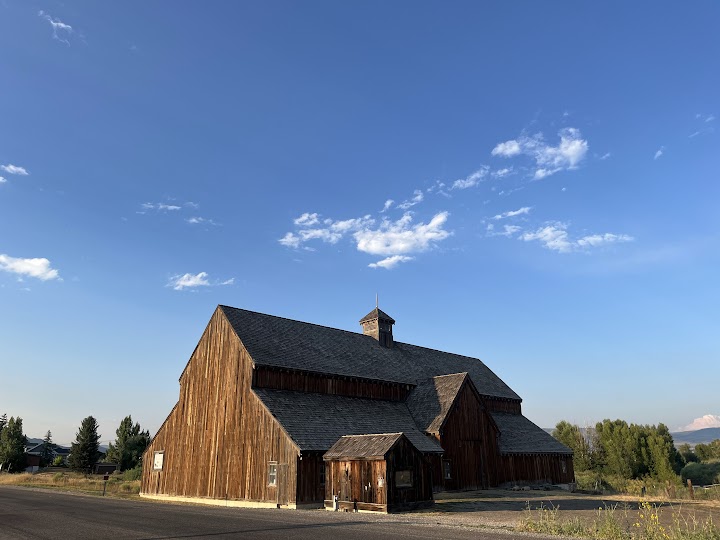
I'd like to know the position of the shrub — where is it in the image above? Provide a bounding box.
[121,466,142,481]
[681,461,720,486]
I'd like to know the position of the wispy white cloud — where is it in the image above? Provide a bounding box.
[487,224,522,238]
[280,213,375,248]
[293,212,320,226]
[520,222,634,253]
[451,167,489,190]
[706,114,715,123]
[38,10,73,45]
[492,206,532,220]
[380,199,394,212]
[354,212,451,258]
[654,147,664,160]
[492,127,589,180]
[140,202,182,212]
[0,176,6,184]
[368,255,414,269]
[167,271,234,291]
[491,140,522,157]
[576,233,635,248]
[280,210,451,269]
[0,254,60,281]
[1,164,29,175]
[397,189,424,209]
[492,167,513,178]
[689,128,714,138]
[600,152,611,160]
[186,216,219,226]
[279,232,301,249]
[696,113,715,123]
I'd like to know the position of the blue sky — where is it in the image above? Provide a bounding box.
[1,1,719,445]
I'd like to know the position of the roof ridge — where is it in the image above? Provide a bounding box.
[220,305,491,364]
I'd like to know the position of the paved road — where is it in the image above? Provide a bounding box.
[0,487,526,540]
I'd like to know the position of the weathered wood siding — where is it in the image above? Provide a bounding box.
[141,308,300,504]
[497,454,575,485]
[324,438,433,512]
[253,366,410,401]
[433,382,500,490]
[385,437,434,510]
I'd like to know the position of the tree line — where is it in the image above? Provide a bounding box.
[0,412,150,475]
[553,419,720,488]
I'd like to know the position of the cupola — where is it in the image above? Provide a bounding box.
[359,307,395,348]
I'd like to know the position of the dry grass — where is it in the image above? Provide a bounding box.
[0,471,140,498]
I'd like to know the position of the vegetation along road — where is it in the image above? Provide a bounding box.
[0,486,532,540]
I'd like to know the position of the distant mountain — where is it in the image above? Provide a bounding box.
[671,428,720,446]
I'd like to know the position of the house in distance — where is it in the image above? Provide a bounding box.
[141,305,573,512]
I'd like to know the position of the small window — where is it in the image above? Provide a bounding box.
[319,464,326,485]
[268,462,277,486]
[395,470,413,487]
[153,451,164,471]
[443,460,452,480]
[561,461,567,474]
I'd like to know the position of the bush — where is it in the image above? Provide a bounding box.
[681,460,720,486]
[120,466,142,481]
[52,456,65,467]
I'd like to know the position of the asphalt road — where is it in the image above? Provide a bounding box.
[0,487,527,540]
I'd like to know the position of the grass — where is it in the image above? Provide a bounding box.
[518,500,720,539]
[0,471,141,498]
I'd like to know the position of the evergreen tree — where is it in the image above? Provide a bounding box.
[0,416,27,473]
[68,416,101,473]
[40,430,54,466]
[106,415,151,471]
[0,413,7,435]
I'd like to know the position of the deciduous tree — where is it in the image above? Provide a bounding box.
[0,416,27,473]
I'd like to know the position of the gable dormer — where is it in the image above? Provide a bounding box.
[360,307,395,347]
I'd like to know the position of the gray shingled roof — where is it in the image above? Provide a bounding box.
[405,373,469,433]
[253,388,443,454]
[491,413,573,455]
[359,308,395,324]
[221,306,520,400]
[324,433,407,460]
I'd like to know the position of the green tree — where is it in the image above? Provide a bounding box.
[0,416,27,473]
[40,430,54,467]
[0,413,7,435]
[68,416,101,473]
[695,440,720,462]
[552,421,596,471]
[105,415,151,471]
[678,443,698,464]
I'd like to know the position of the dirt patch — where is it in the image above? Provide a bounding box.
[407,489,720,531]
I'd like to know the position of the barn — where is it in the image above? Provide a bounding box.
[141,305,573,511]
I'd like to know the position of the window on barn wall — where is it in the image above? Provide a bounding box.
[268,462,277,486]
[153,451,164,471]
[443,460,451,480]
[395,470,413,487]
[561,461,567,474]
[319,464,325,485]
